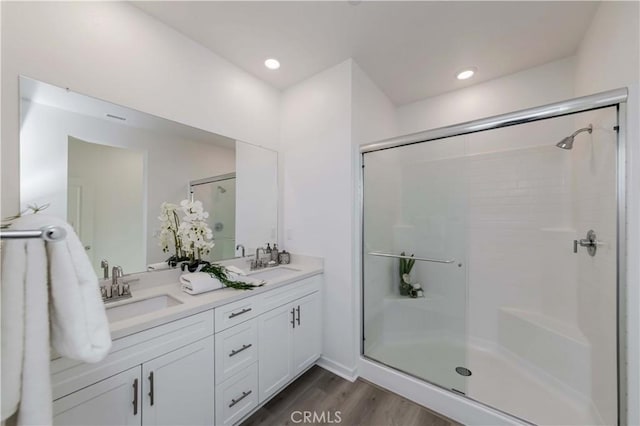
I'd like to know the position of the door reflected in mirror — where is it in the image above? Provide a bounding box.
[19,77,278,275]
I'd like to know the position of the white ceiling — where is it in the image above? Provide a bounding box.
[133,1,599,105]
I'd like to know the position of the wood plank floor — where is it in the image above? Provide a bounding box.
[241,366,459,426]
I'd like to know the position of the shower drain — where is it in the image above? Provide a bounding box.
[455,366,472,377]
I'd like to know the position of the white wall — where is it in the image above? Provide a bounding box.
[1,1,280,219]
[235,141,279,253]
[351,62,398,146]
[573,2,640,424]
[397,56,576,135]
[280,59,398,379]
[281,60,355,375]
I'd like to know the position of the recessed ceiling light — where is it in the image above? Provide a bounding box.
[264,59,280,70]
[456,68,476,80]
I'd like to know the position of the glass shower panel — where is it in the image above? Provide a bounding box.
[362,135,469,394]
[191,176,237,261]
[461,107,619,425]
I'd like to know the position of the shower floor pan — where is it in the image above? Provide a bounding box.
[367,338,603,425]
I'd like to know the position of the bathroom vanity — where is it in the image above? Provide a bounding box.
[50,256,323,426]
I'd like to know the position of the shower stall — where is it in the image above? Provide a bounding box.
[361,89,627,425]
[190,173,237,261]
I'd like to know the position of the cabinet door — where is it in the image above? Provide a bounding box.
[53,366,141,426]
[142,336,215,426]
[258,303,294,402]
[292,291,322,375]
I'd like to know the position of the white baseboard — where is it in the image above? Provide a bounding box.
[316,356,358,382]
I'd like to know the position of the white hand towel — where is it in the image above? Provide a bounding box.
[180,272,224,295]
[147,261,171,271]
[1,214,112,425]
[225,265,247,276]
[228,273,266,287]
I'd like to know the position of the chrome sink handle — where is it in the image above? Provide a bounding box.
[100,259,109,280]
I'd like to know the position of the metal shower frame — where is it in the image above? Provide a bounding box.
[359,87,629,425]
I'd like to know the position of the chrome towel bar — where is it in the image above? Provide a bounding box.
[368,251,455,264]
[0,225,67,242]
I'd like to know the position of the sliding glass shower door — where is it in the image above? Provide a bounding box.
[362,134,469,394]
[362,105,620,425]
[190,174,237,261]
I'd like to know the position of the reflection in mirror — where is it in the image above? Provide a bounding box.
[19,77,278,275]
[189,173,237,261]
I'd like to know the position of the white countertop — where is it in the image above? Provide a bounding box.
[105,254,323,340]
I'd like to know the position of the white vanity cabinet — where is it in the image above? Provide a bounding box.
[216,274,322,423]
[258,286,322,402]
[53,337,214,426]
[51,311,215,426]
[51,272,322,426]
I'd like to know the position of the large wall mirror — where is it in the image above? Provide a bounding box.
[19,77,278,275]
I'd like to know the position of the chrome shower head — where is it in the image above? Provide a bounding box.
[556,124,593,150]
[556,136,574,150]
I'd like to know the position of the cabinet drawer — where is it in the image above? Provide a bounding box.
[215,296,262,332]
[262,275,321,313]
[215,319,258,384]
[215,363,258,426]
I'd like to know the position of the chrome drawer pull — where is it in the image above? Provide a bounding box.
[148,371,154,406]
[229,343,252,357]
[228,308,252,319]
[132,378,139,415]
[229,390,252,408]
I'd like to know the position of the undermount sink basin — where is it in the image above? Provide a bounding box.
[247,266,300,281]
[106,294,182,322]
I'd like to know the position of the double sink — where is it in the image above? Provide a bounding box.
[105,266,300,323]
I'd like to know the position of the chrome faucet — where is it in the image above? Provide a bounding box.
[236,244,246,257]
[251,247,266,270]
[100,259,109,280]
[112,266,123,286]
[100,265,135,303]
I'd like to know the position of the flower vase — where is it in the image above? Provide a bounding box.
[183,259,211,273]
[399,273,412,296]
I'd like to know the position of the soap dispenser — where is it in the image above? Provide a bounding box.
[271,243,279,263]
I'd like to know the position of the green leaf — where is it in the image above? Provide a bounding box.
[199,264,264,291]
